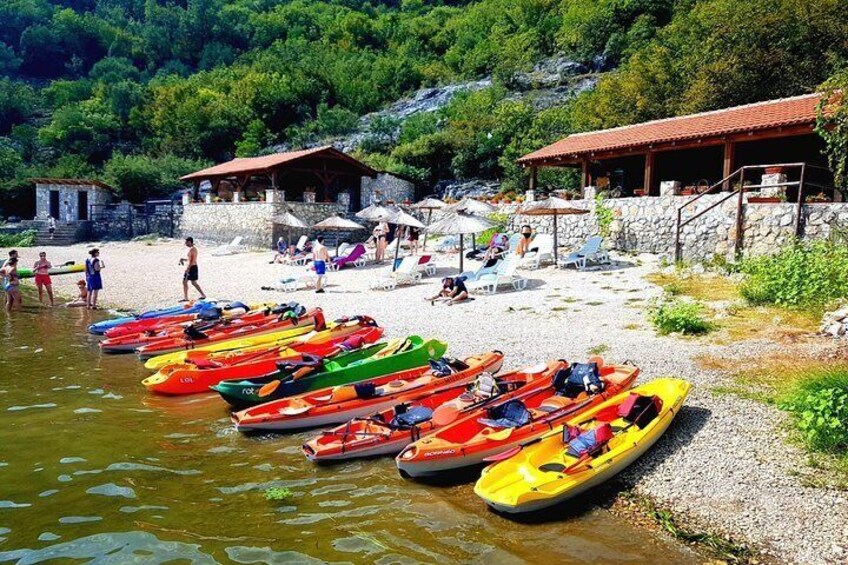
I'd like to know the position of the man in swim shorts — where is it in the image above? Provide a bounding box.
[312,236,330,294]
[180,237,206,302]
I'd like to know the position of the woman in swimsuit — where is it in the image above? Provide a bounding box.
[3,257,21,312]
[85,248,104,310]
[33,251,54,306]
[374,222,389,262]
[514,224,533,258]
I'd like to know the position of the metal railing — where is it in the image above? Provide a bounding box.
[674,162,833,262]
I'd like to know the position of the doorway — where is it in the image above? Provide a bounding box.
[77,191,88,221]
[49,190,60,219]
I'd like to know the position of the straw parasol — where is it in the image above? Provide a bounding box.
[313,216,366,255]
[272,210,309,248]
[449,197,497,216]
[426,211,494,272]
[355,203,398,222]
[519,197,589,266]
[386,210,426,271]
[411,197,447,251]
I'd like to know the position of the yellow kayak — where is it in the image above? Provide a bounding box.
[474,378,691,513]
[142,318,321,370]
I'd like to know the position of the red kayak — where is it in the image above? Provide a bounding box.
[302,360,560,462]
[141,317,383,395]
[103,312,209,339]
[233,351,505,432]
[134,308,323,359]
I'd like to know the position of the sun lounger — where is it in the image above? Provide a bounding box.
[417,254,436,276]
[329,243,367,271]
[370,256,423,290]
[558,236,611,270]
[459,259,502,282]
[467,255,527,294]
[520,233,554,269]
[331,242,351,258]
[435,236,459,253]
[210,236,248,256]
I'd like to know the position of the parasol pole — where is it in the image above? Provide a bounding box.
[423,209,433,251]
[459,234,464,272]
[393,230,402,272]
[553,212,559,266]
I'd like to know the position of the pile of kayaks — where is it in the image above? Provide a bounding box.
[92,299,691,515]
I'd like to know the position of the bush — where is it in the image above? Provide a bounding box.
[739,240,848,307]
[0,229,36,247]
[780,368,848,454]
[649,299,713,335]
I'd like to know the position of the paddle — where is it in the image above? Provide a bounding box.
[483,427,514,441]
[257,365,315,398]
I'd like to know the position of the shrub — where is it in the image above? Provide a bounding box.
[738,240,848,307]
[648,299,713,335]
[264,487,292,501]
[595,193,614,237]
[780,367,848,454]
[0,229,36,247]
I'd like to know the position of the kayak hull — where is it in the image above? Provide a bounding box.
[88,301,216,334]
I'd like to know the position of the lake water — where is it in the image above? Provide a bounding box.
[0,302,701,564]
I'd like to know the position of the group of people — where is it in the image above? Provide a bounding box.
[371,221,421,262]
[0,248,103,311]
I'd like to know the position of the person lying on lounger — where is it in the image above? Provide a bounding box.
[426,276,469,306]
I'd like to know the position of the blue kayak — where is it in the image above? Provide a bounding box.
[88,301,225,335]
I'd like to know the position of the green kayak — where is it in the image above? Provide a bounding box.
[17,263,85,279]
[212,336,447,410]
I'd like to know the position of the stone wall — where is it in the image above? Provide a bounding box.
[501,195,848,261]
[91,201,180,240]
[35,183,112,221]
[179,201,347,248]
[361,173,415,208]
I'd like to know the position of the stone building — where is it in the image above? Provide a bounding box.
[31,178,114,222]
[360,172,416,208]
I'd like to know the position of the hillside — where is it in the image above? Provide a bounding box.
[1,0,846,215]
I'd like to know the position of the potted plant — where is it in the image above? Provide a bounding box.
[764,166,787,175]
[747,194,782,203]
[633,188,648,197]
[806,192,833,204]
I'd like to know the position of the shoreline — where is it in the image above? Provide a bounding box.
[2,238,845,564]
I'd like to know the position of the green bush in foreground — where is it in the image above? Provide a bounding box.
[780,368,848,454]
[649,299,713,335]
[739,240,848,307]
[0,229,36,247]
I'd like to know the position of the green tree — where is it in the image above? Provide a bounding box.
[816,70,848,193]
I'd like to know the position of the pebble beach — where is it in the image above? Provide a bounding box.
[5,238,847,564]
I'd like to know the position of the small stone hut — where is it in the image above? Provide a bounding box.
[31,178,114,222]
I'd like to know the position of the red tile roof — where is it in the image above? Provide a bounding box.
[519,93,822,165]
[180,146,376,181]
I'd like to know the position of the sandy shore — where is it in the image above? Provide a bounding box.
[3,238,846,564]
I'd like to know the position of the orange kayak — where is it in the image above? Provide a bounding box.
[233,351,505,432]
[134,308,322,359]
[396,359,639,478]
[142,318,383,395]
[302,360,558,462]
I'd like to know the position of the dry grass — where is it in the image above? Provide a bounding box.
[647,271,739,302]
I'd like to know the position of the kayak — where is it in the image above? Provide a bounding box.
[141,312,323,371]
[88,300,224,335]
[395,360,638,478]
[101,302,271,339]
[17,264,85,279]
[99,306,290,354]
[473,378,691,514]
[303,360,559,462]
[134,307,321,359]
[212,336,448,410]
[233,351,504,432]
[141,319,384,395]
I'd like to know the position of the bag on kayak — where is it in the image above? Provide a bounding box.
[390,406,433,429]
[338,335,364,351]
[565,423,613,457]
[553,362,604,398]
[183,325,208,341]
[478,399,531,428]
[618,394,662,428]
[198,306,223,321]
[354,382,377,399]
[428,357,455,377]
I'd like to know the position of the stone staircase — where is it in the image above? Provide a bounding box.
[26,221,89,246]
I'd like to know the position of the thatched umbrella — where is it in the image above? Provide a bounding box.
[313,216,366,255]
[272,210,309,249]
[426,212,494,272]
[411,197,447,251]
[447,198,498,251]
[386,209,426,271]
[519,197,589,266]
[355,203,398,222]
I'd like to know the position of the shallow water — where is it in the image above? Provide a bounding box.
[0,304,701,564]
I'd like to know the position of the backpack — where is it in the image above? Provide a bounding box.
[553,362,604,398]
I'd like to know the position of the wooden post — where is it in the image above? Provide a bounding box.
[581,159,589,192]
[644,151,655,195]
[722,141,735,191]
[734,168,746,259]
[529,166,537,192]
[794,163,807,237]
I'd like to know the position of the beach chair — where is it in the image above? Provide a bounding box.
[417,254,436,277]
[520,233,554,269]
[283,236,311,266]
[330,243,367,270]
[435,236,459,253]
[467,255,527,294]
[331,242,351,258]
[558,236,611,270]
[459,259,502,282]
[370,256,423,290]
[210,236,247,256]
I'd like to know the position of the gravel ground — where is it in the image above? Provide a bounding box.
[6,239,847,564]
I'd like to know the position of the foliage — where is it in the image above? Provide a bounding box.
[103,153,210,201]
[816,70,848,192]
[648,298,713,335]
[738,240,848,307]
[780,367,848,454]
[264,487,292,502]
[475,211,509,248]
[0,229,37,247]
[594,193,614,237]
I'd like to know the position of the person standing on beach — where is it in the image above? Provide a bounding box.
[47,216,56,239]
[180,237,206,302]
[85,248,104,309]
[33,251,55,306]
[2,251,22,311]
[2,257,21,312]
[312,236,330,294]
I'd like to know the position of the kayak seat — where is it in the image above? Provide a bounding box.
[477,399,531,428]
[618,394,662,429]
[565,423,613,458]
[389,406,433,429]
[190,358,223,369]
